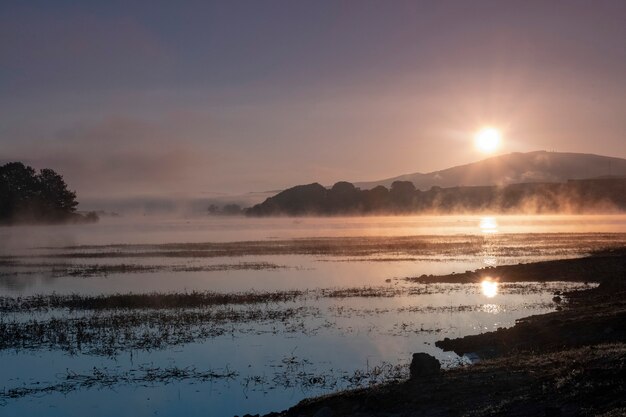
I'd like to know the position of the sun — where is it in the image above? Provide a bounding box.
[474,127,501,154]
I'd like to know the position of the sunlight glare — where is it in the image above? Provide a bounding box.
[481,279,498,298]
[479,216,498,234]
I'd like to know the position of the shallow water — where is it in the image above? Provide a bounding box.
[0,215,624,416]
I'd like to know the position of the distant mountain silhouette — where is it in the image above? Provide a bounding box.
[355,151,626,190]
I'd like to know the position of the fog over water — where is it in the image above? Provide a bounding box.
[4,214,626,249]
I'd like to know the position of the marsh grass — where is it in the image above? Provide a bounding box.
[0,281,584,314]
[0,290,304,312]
[1,355,409,404]
[0,285,459,313]
[0,306,317,355]
[0,261,288,278]
[0,364,238,402]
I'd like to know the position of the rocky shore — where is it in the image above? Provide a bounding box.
[259,250,626,417]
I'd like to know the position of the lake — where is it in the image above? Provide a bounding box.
[1,215,626,416]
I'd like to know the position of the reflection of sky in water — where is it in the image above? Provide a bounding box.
[0,215,619,416]
[0,284,584,416]
[479,216,498,234]
[0,257,483,295]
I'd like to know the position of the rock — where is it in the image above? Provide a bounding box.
[312,407,333,417]
[409,353,441,379]
[552,296,562,303]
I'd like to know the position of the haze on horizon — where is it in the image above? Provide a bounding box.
[1,0,625,201]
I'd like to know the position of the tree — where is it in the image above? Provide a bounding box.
[327,181,360,213]
[0,162,81,223]
[390,181,416,210]
[363,185,390,212]
[222,204,243,215]
[0,162,39,220]
[37,168,78,215]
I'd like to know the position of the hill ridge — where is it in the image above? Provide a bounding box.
[354,150,626,190]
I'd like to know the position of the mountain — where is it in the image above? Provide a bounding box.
[354,151,626,190]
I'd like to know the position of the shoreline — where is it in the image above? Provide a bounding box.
[261,251,626,417]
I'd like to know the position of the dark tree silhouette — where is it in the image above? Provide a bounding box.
[222,204,243,215]
[389,180,416,210]
[0,162,39,221]
[327,181,361,212]
[0,162,94,224]
[363,185,390,212]
[246,177,626,216]
[37,168,79,214]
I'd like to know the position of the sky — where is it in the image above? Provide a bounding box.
[1,0,625,199]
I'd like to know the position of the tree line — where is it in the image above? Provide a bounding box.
[246,178,626,216]
[0,162,97,224]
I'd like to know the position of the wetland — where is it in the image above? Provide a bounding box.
[1,215,625,416]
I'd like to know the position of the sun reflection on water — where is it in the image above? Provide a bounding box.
[479,216,498,234]
[480,304,503,314]
[481,279,499,298]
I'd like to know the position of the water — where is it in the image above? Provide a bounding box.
[1,215,624,416]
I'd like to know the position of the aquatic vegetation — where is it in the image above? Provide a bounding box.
[0,355,410,405]
[0,290,304,312]
[0,306,317,355]
[0,260,288,278]
[0,365,238,402]
[2,228,622,414]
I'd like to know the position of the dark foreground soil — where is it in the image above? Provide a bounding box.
[260,250,626,417]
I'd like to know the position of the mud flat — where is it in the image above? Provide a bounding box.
[262,250,626,417]
[405,248,626,284]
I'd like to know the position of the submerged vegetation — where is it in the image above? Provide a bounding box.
[0,357,410,405]
[0,260,288,279]
[0,290,304,312]
[0,283,585,313]
[0,277,591,357]
[1,365,239,402]
[0,306,316,355]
